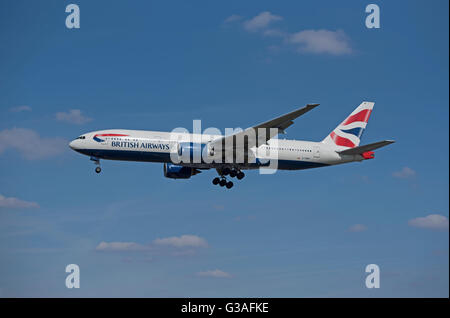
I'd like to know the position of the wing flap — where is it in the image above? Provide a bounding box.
[210,103,319,151]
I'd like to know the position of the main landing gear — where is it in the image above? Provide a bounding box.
[212,168,245,189]
[222,167,245,180]
[90,156,102,174]
[212,177,233,189]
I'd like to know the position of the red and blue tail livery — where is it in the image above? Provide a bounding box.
[322,101,374,148]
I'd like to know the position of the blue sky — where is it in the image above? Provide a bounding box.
[0,0,448,297]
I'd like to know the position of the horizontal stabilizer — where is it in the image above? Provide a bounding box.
[338,140,395,156]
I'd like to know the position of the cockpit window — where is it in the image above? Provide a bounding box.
[76,136,86,140]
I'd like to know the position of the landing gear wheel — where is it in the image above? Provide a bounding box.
[222,168,231,176]
[237,171,245,180]
[219,179,227,187]
[226,181,234,189]
[95,166,102,174]
[229,170,237,178]
[212,177,220,185]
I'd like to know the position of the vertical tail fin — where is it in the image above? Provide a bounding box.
[322,101,374,148]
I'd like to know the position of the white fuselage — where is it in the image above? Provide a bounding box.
[69,129,365,171]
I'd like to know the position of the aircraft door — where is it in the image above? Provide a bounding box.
[313,145,320,159]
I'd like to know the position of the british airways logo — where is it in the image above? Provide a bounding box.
[93,133,129,142]
[111,141,170,150]
[93,133,170,150]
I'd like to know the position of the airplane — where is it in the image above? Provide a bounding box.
[69,101,394,189]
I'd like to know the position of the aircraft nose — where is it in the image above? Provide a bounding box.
[69,140,79,150]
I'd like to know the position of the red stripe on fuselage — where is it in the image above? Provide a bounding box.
[342,109,372,126]
[95,134,129,137]
[330,131,355,148]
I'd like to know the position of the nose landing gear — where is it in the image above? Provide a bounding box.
[90,156,102,174]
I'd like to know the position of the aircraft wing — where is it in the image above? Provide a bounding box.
[209,103,319,151]
[338,140,395,155]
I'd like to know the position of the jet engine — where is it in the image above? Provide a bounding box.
[163,163,201,179]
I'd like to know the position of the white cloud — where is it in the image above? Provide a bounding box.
[96,241,150,252]
[224,14,243,24]
[229,12,353,56]
[10,105,32,112]
[0,194,39,209]
[243,11,283,32]
[96,235,209,255]
[408,214,449,231]
[55,109,92,124]
[289,29,352,55]
[393,167,416,179]
[197,269,232,278]
[153,234,208,248]
[348,224,368,232]
[0,128,67,160]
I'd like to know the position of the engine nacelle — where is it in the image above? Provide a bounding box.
[163,163,195,179]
